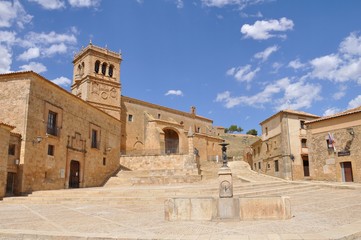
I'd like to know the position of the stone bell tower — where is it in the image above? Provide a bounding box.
[71,43,122,120]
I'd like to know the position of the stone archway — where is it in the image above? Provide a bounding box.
[164,129,179,154]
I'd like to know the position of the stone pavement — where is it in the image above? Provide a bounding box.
[1,177,361,240]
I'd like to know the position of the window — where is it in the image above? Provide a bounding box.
[94,60,100,73]
[275,160,279,172]
[258,162,261,170]
[158,114,161,119]
[48,145,54,156]
[128,114,133,122]
[101,63,107,75]
[108,65,114,77]
[267,163,270,169]
[103,157,106,166]
[300,120,306,129]
[47,111,58,136]
[265,127,268,136]
[8,144,15,155]
[254,163,256,170]
[197,127,201,133]
[91,129,98,148]
[301,139,307,148]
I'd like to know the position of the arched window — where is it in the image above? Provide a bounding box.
[164,129,179,154]
[101,63,107,75]
[81,62,85,75]
[108,65,114,77]
[77,64,82,76]
[94,60,100,73]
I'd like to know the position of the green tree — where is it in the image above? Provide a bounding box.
[225,125,243,133]
[246,129,258,136]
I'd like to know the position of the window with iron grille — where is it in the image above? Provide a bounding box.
[47,111,58,136]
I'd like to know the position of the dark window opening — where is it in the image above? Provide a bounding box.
[101,63,107,75]
[275,160,279,172]
[94,60,100,73]
[301,139,307,148]
[300,120,306,129]
[258,162,261,169]
[48,145,54,156]
[158,114,161,119]
[91,129,98,149]
[47,111,58,136]
[128,114,133,122]
[8,144,15,155]
[103,157,106,166]
[108,65,114,77]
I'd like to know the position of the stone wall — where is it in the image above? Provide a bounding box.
[119,154,198,175]
[121,96,222,161]
[0,72,121,194]
[308,124,361,183]
[0,123,14,199]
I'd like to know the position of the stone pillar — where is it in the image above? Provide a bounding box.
[0,123,15,199]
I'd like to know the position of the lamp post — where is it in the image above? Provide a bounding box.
[219,142,229,168]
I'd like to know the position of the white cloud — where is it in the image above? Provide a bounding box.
[288,58,306,70]
[0,45,12,73]
[68,0,101,8]
[333,85,347,100]
[348,95,361,109]
[323,107,341,116]
[226,65,260,82]
[216,77,321,110]
[18,47,40,61]
[274,80,322,111]
[43,43,67,56]
[52,76,71,86]
[0,31,17,48]
[175,0,184,8]
[165,90,184,96]
[28,0,65,9]
[241,17,294,40]
[201,0,262,9]
[22,31,77,47]
[254,45,279,62]
[0,0,32,28]
[19,62,47,73]
[271,62,282,73]
[309,33,361,84]
[339,32,361,57]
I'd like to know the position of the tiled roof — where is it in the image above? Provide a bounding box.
[306,106,361,124]
[260,109,319,125]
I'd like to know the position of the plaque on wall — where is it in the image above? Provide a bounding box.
[338,151,350,157]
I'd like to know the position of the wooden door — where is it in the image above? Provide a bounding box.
[342,162,353,182]
[69,160,80,188]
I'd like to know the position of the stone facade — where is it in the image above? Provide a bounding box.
[251,110,319,180]
[306,107,361,183]
[121,96,223,162]
[0,123,15,199]
[0,72,121,194]
[0,43,224,195]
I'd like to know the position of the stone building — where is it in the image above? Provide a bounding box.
[250,110,319,180]
[0,43,222,197]
[306,107,361,183]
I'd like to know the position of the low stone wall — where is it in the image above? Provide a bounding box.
[165,196,291,221]
[120,154,197,172]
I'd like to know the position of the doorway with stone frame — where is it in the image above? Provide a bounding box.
[340,161,353,182]
[69,160,80,188]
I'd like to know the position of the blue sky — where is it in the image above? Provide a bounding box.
[1,0,361,134]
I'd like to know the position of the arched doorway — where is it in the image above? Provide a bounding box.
[164,129,179,154]
[69,160,80,188]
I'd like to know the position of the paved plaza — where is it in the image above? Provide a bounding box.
[1,175,361,240]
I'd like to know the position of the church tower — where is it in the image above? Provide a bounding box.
[71,43,122,120]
